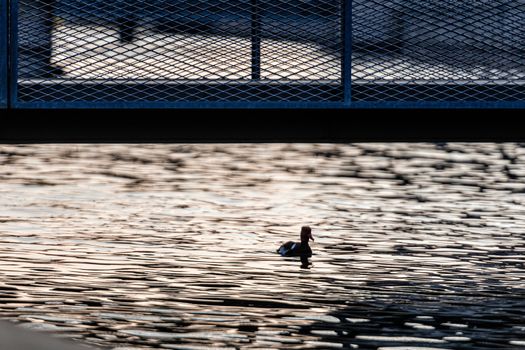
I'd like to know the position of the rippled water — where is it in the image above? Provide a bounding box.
[0,144,524,350]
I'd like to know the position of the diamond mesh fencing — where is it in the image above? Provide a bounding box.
[13,0,525,104]
[16,0,343,102]
[352,0,525,102]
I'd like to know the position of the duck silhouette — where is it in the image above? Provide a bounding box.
[277,226,314,268]
[276,241,311,257]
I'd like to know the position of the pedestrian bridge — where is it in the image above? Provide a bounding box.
[1,0,524,108]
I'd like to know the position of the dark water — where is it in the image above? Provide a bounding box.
[0,144,524,350]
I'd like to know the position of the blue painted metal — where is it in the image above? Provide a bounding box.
[11,100,347,109]
[9,0,18,107]
[0,0,7,108]
[350,101,525,109]
[4,0,525,109]
[12,100,525,109]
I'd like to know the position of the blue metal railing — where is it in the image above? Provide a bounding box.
[0,0,7,108]
[2,0,525,108]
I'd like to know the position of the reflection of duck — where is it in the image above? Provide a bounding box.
[276,241,312,257]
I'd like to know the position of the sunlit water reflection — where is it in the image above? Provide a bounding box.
[0,144,524,349]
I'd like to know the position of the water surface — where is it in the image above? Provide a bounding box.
[0,144,524,349]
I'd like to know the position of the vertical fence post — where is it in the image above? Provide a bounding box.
[251,0,261,80]
[342,0,351,105]
[9,0,19,106]
[0,0,7,107]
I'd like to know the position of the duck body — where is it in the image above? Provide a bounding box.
[276,241,312,257]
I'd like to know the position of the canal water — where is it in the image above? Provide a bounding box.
[0,144,524,349]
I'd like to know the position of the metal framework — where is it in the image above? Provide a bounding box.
[0,0,7,108]
[2,0,525,108]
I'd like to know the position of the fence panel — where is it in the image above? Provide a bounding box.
[351,0,525,106]
[5,0,525,108]
[12,0,345,107]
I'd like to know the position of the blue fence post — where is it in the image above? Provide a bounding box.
[0,0,7,108]
[342,0,351,106]
[9,0,18,107]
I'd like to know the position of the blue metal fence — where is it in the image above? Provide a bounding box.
[2,0,525,108]
[0,0,7,108]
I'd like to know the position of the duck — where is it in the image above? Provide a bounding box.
[276,241,312,257]
[276,226,315,257]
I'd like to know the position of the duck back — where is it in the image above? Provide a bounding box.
[277,241,311,257]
